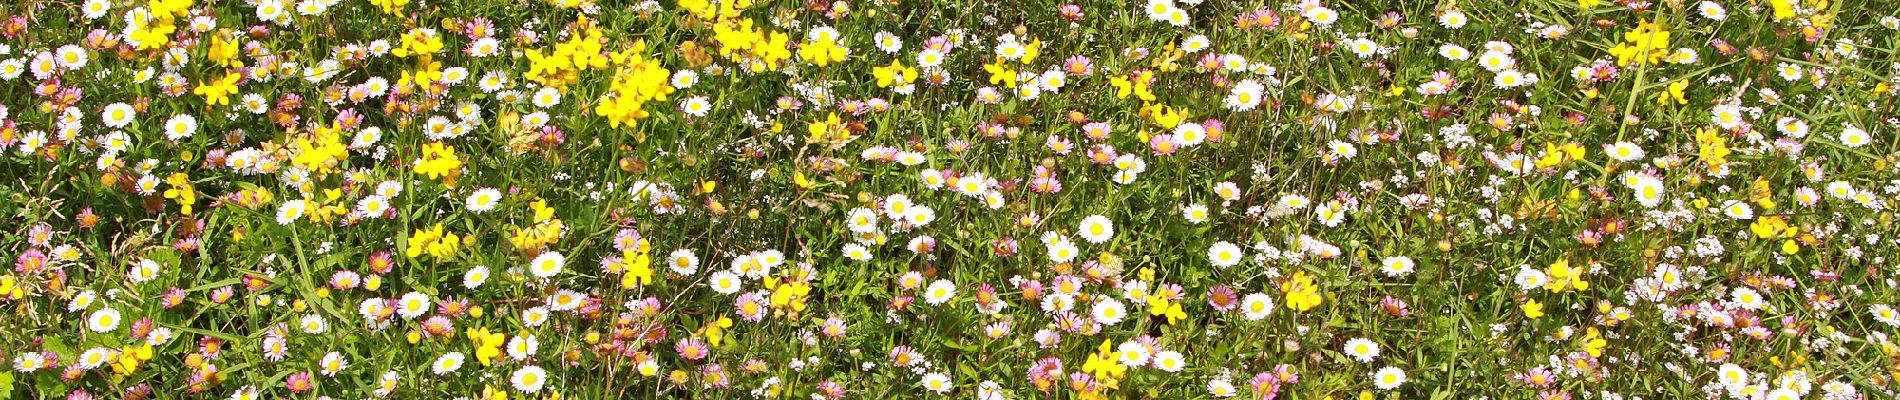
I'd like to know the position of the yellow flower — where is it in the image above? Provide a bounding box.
[207,31,242,68]
[1534,142,1586,169]
[468,327,506,366]
[798,38,847,67]
[405,224,461,259]
[1769,0,1796,19]
[370,0,409,14]
[768,279,811,314]
[1144,293,1186,324]
[594,41,675,129]
[1581,328,1608,357]
[1079,339,1126,389]
[391,28,445,59]
[713,19,762,56]
[161,172,198,215]
[1694,127,1730,173]
[701,316,734,347]
[1109,71,1156,102]
[1543,258,1589,293]
[413,142,464,182]
[1655,80,1688,106]
[193,73,241,106]
[806,113,846,143]
[1751,216,1795,239]
[983,58,1018,88]
[1607,21,1671,66]
[622,249,654,288]
[1281,270,1323,312]
[873,60,918,88]
[1146,103,1187,129]
[292,126,348,175]
[1522,298,1546,319]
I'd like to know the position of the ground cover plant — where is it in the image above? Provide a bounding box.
[0,0,1898,398]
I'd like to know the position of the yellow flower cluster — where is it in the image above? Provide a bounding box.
[413,142,464,183]
[710,19,792,71]
[1543,258,1589,293]
[130,0,194,50]
[1282,270,1323,312]
[292,125,349,176]
[595,39,676,130]
[405,223,462,259]
[1607,21,1670,67]
[510,200,565,255]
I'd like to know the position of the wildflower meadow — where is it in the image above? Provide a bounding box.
[2,0,1899,398]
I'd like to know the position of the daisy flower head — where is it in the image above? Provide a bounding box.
[1372,366,1407,390]
[1438,9,1468,28]
[102,102,136,128]
[164,114,197,141]
[709,270,743,295]
[1077,214,1114,244]
[1344,338,1380,362]
[1379,256,1415,277]
[1207,241,1243,268]
[432,352,466,375]
[924,279,957,305]
[920,372,953,394]
[668,249,700,275]
[1840,124,1872,148]
[1092,297,1127,325]
[465,188,502,213]
[1182,203,1211,224]
[511,365,549,393]
[396,291,431,319]
[529,251,565,278]
[1152,350,1186,372]
[87,307,122,333]
[464,265,490,289]
[1240,292,1274,320]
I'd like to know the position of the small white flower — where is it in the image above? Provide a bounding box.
[1372,366,1407,390]
[101,103,135,128]
[511,365,549,393]
[1077,214,1114,244]
[529,251,566,278]
[924,279,957,305]
[87,308,122,333]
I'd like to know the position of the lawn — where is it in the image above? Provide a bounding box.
[0,0,1896,398]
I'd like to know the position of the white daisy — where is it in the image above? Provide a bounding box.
[101,102,135,128]
[1207,241,1243,268]
[667,249,700,275]
[464,266,490,289]
[465,188,503,213]
[1152,350,1186,372]
[709,271,743,295]
[87,308,122,333]
[1372,366,1406,390]
[1077,214,1114,244]
[511,365,549,393]
[432,352,465,375]
[1344,338,1381,363]
[529,251,565,278]
[396,291,431,319]
[1091,298,1126,325]
[1240,293,1274,321]
[164,114,197,141]
[924,279,957,305]
[1380,256,1415,277]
